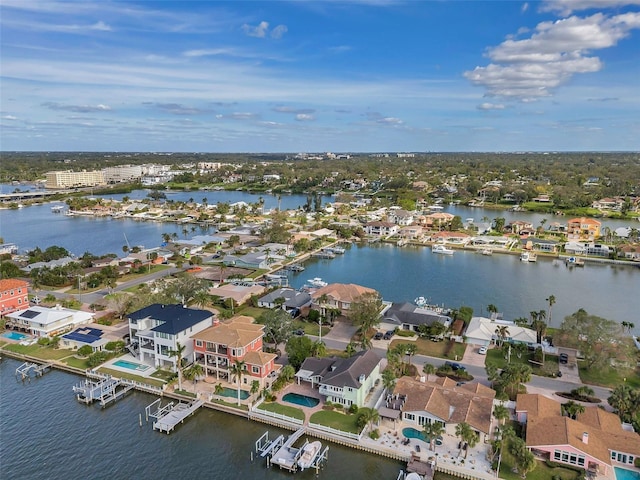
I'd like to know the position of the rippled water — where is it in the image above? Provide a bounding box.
[0,358,402,479]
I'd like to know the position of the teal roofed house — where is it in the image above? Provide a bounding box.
[296,350,382,408]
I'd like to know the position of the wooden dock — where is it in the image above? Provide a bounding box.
[146,398,204,434]
[406,454,436,480]
[254,428,329,474]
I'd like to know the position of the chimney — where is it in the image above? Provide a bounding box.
[582,432,589,444]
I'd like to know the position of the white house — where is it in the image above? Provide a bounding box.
[128,304,213,369]
[465,317,537,347]
[5,305,94,338]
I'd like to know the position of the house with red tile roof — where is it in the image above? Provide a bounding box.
[567,217,602,242]
[310,283,378,316]
[0,279,29,316]
[192,316,277,389]
[516,393,640,476]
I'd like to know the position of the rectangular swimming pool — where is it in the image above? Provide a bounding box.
[615,467,640,480]
[113,359,151,371]
[219,387,250,400]
[2,331,29,341]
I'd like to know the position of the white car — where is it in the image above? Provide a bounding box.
[478,346,488,355]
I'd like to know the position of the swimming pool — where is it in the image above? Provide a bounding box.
[113,359,151,371]
[219,387,250,400]
[615,467,640,480]
[282,392,320,408]
[2,331,29,341]
[402,427,443,445]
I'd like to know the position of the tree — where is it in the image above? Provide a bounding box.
[258,308,294,346]
[183,362,204,384]
[494,325,510,346]
[609,384,640,425]
[454,422,478,458]
[356,407,380,431]
[493,404,509,427]
[546,294,556,327]
[497,364,532,399]
[422,363,436,382]
[106,293,132,319]
[285,335,314,370]
[192,290,211,310]
[382,369,397,393]
[349,292,383,349]
[311,340,326,357]
[345,341,357,357]
[250,380,260,397]
[486,304,498,317]
[486,363,500,388]
[230,359,246,406]
[405,343,418,369]
[423,421,445,451]
[168,342,186,392]
[279,364,295,383]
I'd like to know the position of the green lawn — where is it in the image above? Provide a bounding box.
[578,362,640,389]
[309,410,361,434]
[237,306,269,319]
[2,344,74,360]
[390,338,466,361]
[96,367,166,388]
[63,356,90,369]
[499,445,581,480]
[485,348,559,377]
[151,369,176,382]
[294,319,331,337]
[257,401,305,421]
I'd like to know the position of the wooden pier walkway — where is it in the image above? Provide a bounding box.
[151,399,204,434]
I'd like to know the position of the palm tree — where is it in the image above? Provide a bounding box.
[162,232,172,245]
[493,404,509,427]
[183,362,204,386]
[422,363,436,382]
[405,343,418,370]
[487,304,498,318]
[494,325,510,346]
[311,340,326,357]
[168,342,186,392]
[423,421,445,451]
[230,359,246,406]
[192,290,211,310]
[454,422,478,458]
[219,263,227,284]
[485,363,500,388]
[562,400,585,420]
[382,369,397,393]
[546,295,556,327]
[250,380,260,398]
[345,341,357,357]
[356,407,380,432]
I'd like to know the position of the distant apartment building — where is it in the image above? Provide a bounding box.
[0,279,29,316]
[45,170,106,189]
[103,165,142,184]
[197,162,222,171]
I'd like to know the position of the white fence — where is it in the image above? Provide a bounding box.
[251,406,304,426]
[308,421,363,441]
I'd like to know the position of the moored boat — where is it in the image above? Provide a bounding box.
[307,277,328,287]
[432,245,454,255]
[297,441,322,470]
[520,252,537,262]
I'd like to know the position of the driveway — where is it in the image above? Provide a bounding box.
[322,318,358,343]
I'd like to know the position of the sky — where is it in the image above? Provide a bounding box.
[1,0,639,153]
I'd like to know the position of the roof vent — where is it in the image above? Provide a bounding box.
[359,374,366,383]
[582,432,589,444]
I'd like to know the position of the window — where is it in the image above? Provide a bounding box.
[252,366,260,374]
[405,413,415,421]
[196,340,203,347]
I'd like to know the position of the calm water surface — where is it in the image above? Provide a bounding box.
[0,358,402,480]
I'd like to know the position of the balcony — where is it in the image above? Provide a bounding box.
[319,385,344,398]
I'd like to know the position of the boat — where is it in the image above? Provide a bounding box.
[51,205,65,213]
[520,252,537,262]
[432,245,454,255]
[307,277,328,288]
[330,246,345,254]
[297,441,322,470]
[565,257,585,267]
[414,296,427,307]
[481,248,493,256]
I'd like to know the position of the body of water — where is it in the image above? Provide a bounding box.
[0,358,402,480]
[288,243,639,330]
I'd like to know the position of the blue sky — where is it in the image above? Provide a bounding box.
[1,0,639,152]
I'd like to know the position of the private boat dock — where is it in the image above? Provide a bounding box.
[72,375,135,407]
[254,428,329,473]
[15,361,53,380]
[145,398,204,434]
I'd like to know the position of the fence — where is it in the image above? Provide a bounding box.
[250,407,304,426]
[307,421,362,441]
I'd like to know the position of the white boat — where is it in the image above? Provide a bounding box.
[432,245,454,255]
[405,474,423,480]
[51,205,65,213]
[307,277,328,287]
[297,441,322,470]
[520,252,537,262]
[414,296,427,307]
[481,248,493,256]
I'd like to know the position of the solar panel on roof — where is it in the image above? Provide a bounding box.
[20,310,40,319]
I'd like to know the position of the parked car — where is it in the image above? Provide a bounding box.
[559,353,569,364]
[478,346,488,355]
[293,329,305,336]
[383,330,395,340]
[373,332,383,340]
[445,361,466,371]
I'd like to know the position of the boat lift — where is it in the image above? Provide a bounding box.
[145,397,204,434]
[254,429,328,474]
[15,362,53,381]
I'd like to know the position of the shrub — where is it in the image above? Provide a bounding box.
[369,429,380,440]
[87,351,110,367]
[37,337,51,346]
[635,457,640,468]
[396,330,416,338]
[77,345,93,357]
[348,404,359,414]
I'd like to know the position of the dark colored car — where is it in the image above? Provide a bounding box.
[293,329,305,336]
[445,361,466,371]
[373,332,383,340]
[559,353,569,364]
[383,330,395,340]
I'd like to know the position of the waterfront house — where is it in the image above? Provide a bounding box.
[60,326,109,352]
[516,393,640,476]
[0,242,19,256]
[257,288,311,312]
[192,316,277,388]
[430,231,470,245]
[564,242,611,257]
[208,283,265,305]
[388,208,415,226]
[418,212,455,230]
[521,237,560,253]
[21,256,77,273]
[464,317,537,347]
[619,245,640,262]
[506,220,534,235]
[567,217,601,242]
[398,225,424,241]
[5,304,93,338]
[128,304,213,370]
[0,278,29,316]
[310,283,378,316]
[380,302,451,334]
[296,349,382,408]
[364,221,399,237]
[388,376,496,442]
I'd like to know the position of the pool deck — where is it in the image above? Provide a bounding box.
[105,354,156,378]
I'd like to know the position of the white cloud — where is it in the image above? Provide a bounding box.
[542,0,640,15]
[42,102,112,112]
[271,25,288,39]
[183,48,233,57]
[477,103,505,110]
[3,115,18,120]
[377,117,403,125]
[522,3,530,13]
[242,21,269,38]
[273,106,315,114]
[152,103,207,115]
[464,12,640,100]
[295,113,314,121]
[90,21,112,31]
